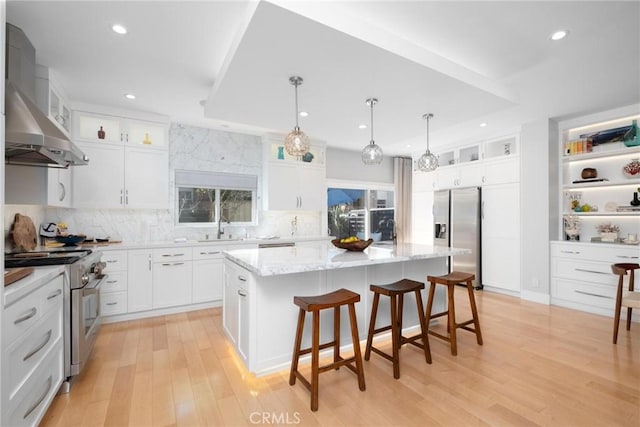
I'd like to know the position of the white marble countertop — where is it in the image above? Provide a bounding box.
[223,241,470,276]
[27,235,332,252]
[4,265,65,307]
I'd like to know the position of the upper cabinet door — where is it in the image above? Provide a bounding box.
[72,142,125,209]
[124,148,169,209]
[126,120,167,148]
[74,111,122,144]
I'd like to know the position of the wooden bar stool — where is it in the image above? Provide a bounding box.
[289,288,366,412]
[426,272,483,356]
[611,263,640,344]
[364,279,432,379]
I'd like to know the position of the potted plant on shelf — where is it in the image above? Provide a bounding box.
[596,223,620,242]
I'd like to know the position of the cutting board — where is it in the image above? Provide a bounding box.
[4,267,34,286]
[10,213,37,251]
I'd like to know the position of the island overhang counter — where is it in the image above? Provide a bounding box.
[222,241,470,376]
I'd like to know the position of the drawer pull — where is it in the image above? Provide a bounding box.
[23,330,53,361]
[617,255,640,259]
[574,290,612,299]
[23,375,52,420]
[106,302,118,306]
[106,280,118,284]
[14,307,37,324]
[162,253,185,257]
[238,275,247,282]
[575,268,608,275]
[560,250,580,254]
[238,289,248,297]
[200,251,220,255]
[161,262,185,267]
[47,289,62,300]
[106,260,118,263]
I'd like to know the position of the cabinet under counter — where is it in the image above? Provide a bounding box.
[222,242,468,375]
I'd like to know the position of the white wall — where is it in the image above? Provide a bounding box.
[326,147,394,183]
[520,118,558,304]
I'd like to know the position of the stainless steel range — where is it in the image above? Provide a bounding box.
[5,248,106,390]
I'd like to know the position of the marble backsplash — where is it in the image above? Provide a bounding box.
[4,123,325,250]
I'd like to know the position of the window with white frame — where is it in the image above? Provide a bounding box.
[176,170,257,226]
[327,185,395,242]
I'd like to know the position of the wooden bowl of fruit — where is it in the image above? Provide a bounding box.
[331,237,374,251]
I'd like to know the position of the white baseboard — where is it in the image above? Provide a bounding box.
[102,300,221,324]
[521,290,551,305]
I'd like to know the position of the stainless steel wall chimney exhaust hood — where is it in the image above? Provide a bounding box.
[5,23,88,167]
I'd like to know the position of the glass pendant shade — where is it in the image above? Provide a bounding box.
[361,98,383,165]
[284,126,310,156]
[362,141,383,165]
[284,76,310,157]
[417,113,438,171]
[417,149,438,171]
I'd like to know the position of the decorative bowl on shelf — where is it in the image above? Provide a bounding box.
[331,238,374,251]
[54,235,86,246]
[622,158,640,178]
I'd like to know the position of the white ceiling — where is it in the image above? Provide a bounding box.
[7,0,640,156]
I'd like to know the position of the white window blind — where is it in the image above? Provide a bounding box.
[175,170,257,190]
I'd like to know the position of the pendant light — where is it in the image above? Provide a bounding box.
[284,76,310,157]
[361,98,383,165]
[417,113,438,171]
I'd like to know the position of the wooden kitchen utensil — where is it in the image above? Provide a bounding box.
[10,213,37,251]
[4,267,34,286]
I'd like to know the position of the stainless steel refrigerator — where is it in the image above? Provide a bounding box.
[433,187,482,289]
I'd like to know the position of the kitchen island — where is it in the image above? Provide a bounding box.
[222,241,470,375]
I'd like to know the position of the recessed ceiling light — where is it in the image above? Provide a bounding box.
[299,111,309,117]
[359,124,367,129]
[550,30,568,41]
[480,122,488,127]
[112,24,127,35]
[124,93,136,100]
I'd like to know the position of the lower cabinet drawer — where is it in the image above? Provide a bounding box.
[552,278,617,310]
[552,257,618,286]
[4,341,63,427]
[3,274,64,346]
[5,307,62,400]
[101,271,127,293]
[101,291,128,316]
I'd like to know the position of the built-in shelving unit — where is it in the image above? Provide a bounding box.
[558,106,640,243]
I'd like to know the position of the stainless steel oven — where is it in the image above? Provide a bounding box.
[70,270,106,376]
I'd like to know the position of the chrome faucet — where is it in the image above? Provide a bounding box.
[217,219,224,239]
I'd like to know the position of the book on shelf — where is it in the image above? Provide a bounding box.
[616,205,640,212]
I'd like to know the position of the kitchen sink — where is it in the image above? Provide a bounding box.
[196,238,244,242]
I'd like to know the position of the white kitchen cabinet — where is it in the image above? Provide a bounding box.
[5,165,72,207]
[35,65,70,136]
[551,241,639,317]
[123,147,169,209]
[100,250,128,316]
[481,183,521,293]
[436,162,483,189]
[262,136,326,211]
[2,269,64,427]
[192,245,226,304]
[265,161,325,210]
[411,190,434,244]
[127,250,153,313]
[152,248,193,309]
[72,142,168,209]
[223,260,251,365]
[73,110,167,148]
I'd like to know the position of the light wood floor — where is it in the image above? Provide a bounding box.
[41,289,639,427]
